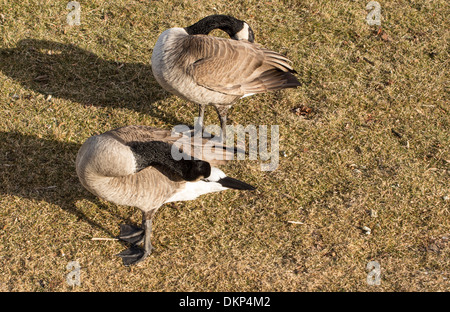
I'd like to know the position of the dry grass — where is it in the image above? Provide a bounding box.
[0,0,448,291]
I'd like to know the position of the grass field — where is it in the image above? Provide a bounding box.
[0,0,448,291]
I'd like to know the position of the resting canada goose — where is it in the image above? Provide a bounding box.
[76,125,255,265]
[151,15,300,140]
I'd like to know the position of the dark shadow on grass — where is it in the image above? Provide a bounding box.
[0,131,139,238]
[0,39,185,126]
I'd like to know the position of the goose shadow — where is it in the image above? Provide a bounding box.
[0,131,136,238]
[0,39,185,126]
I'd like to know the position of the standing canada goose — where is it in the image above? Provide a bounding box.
[151,15,300,140]
[76,125,255,265]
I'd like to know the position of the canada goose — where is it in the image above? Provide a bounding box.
[151,15,300,140]
[76,125,255,265]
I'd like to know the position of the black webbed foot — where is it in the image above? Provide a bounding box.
[118,224,144,245]
[116,247,148,266]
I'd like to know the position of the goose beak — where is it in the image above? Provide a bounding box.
[217,177,256,190]
[248,29,255,43]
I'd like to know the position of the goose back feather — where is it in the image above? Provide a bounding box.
[151,28,299,106]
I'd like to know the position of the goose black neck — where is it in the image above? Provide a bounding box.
[185,15,245,38]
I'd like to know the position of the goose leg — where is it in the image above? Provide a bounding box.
[118,224,144,245]
[116,211,154,266]
[142,216,153,256]
[221,115,228,143]
[214,105,230,143]
[194,104,206,135]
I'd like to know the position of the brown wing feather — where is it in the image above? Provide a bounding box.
[107,125,233,166]
[185,36,300,96]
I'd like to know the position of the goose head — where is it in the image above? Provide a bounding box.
[231,21,255,42]
[184,14,255,43]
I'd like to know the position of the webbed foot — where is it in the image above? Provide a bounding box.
[118,224,144,245]
[116,247,148,266]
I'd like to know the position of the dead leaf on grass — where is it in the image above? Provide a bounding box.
[291,105,313,117]
[374,27,391,42]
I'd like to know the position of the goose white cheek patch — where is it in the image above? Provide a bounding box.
[233,23,250,41]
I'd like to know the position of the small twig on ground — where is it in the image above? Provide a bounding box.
[282,192,302,205]
[363,57,375,66]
